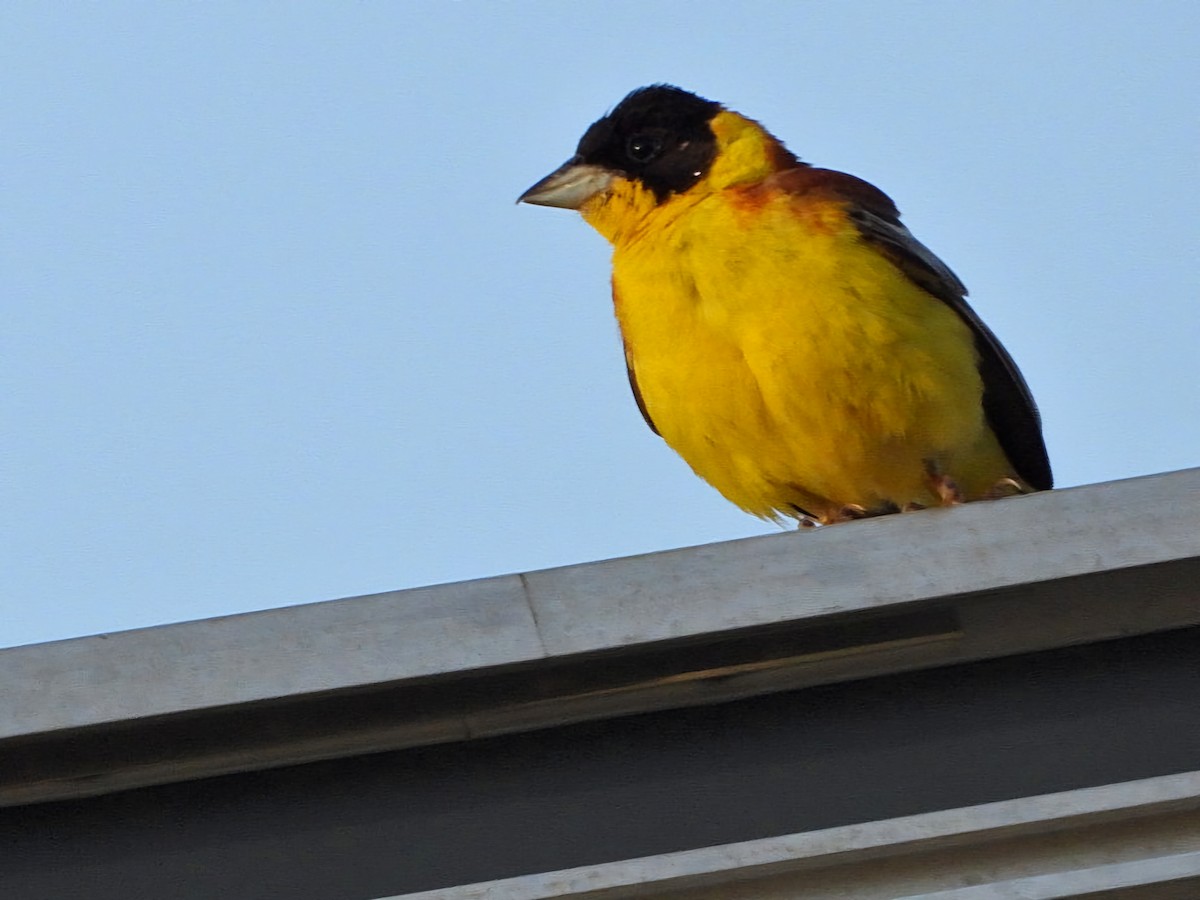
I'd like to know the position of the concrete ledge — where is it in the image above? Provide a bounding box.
[2,468,1199,806]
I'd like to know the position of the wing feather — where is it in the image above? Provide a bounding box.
[773,167,1053,490]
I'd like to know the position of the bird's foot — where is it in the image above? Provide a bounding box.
[796,506,862,527]
[922,460,963,507]
[797,501,909,527]
[934,475,962,505]
[820,501,902,525]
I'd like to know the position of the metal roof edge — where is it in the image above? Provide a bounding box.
[3,468,1198,806]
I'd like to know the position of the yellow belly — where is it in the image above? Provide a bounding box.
[609,191,1012,521]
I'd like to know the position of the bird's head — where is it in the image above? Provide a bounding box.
[518,85,799,244]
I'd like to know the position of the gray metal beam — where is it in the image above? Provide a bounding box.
[2,468,1199,806]
[392,771,1200,900]
[3,626,1199,899]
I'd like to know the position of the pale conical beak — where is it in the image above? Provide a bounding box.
[517,157,615,210]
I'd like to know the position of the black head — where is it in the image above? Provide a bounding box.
[575,85,722,203]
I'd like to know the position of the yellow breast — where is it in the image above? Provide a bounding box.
[598,185,1011,521]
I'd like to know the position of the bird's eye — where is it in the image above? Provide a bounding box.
[626,133,663,163]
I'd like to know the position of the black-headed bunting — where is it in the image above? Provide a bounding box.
[520,85,1051,525]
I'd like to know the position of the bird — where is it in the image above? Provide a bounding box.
[518,85,1051,526]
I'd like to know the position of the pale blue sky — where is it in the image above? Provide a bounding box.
[3,2,1198,648]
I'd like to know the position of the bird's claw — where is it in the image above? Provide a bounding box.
[983,477,1026,500]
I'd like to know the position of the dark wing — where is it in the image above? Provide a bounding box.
[612,282,660,435]
[783,168,1052,489]
[623,337,659,435]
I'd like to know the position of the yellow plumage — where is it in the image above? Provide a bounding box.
[520,88,1049,524]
